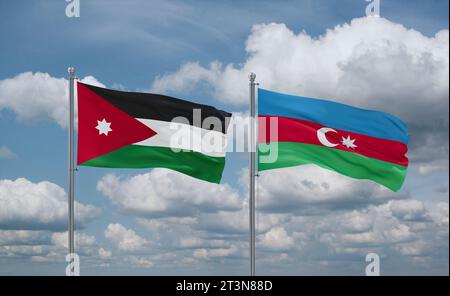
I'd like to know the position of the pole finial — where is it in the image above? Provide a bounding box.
[249,72,256,82]
[68,67,75,76]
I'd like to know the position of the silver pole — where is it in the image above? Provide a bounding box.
[67,67,75,276]
[249,73,256,276]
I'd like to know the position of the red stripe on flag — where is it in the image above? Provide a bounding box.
[259,115,408,166]
[77,82,157,165]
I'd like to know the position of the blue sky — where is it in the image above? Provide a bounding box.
[0,0,448,275]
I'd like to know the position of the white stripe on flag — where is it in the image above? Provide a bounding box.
[134,118,228,157]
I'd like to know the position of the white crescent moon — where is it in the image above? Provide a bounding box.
[317,127,339,147]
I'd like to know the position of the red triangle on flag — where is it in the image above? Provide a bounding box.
[77,82,157,165]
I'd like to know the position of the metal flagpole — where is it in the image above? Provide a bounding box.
[68,67,76,276]
[249,73,256,276]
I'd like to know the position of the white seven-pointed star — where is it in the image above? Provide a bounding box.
[341,135,357,149]
[95,118,112,136]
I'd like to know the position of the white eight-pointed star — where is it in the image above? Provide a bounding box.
[95,118,112,136]
[341,135,357,149]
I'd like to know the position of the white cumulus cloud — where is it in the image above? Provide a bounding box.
[0,230,50,246]
[260,226,294,250]
[104,223,149,252]
[0,72,104,128]
[0,178,101,230]
[97,168,241,218]
[98,247,112,259]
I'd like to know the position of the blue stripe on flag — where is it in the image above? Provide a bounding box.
[258,88,409,144]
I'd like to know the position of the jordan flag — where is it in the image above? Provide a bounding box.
[77,82,231,183]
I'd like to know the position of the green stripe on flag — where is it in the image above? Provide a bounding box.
[258,142,407,191]
[81,145,226,183]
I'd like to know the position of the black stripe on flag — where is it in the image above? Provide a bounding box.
[80,83,231,133]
